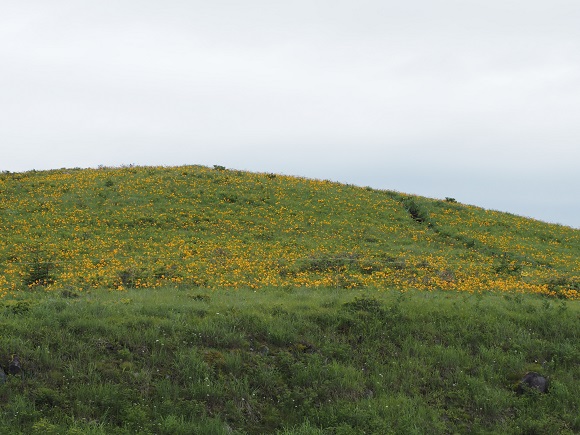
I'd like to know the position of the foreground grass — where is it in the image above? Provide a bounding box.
[1,286,579,434]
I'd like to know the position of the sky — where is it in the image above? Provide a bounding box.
[1,1,579,228]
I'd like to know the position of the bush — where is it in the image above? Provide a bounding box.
[546,275,580,298]
[297,253,361,273]
[24,258,54,287]
[117,267,145,288]
[402,197,429,224]
[493,253,522,276]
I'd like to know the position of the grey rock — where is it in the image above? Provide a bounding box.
[8,355,21,375]
[0,366,6,383]
[517,372,548,394]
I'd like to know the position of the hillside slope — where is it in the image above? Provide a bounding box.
[1,165,578,298]
[1,165,580,434]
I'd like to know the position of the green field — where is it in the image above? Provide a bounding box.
[1,287,579,434]
[1,165,579,433]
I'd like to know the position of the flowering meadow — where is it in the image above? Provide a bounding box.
[0,165,578,298]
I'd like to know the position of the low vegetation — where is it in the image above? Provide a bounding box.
[1,287,579,434]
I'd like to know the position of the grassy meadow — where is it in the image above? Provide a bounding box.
[0,165,578,297]
[1,165,579,433]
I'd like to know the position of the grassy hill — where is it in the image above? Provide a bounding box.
[0,165,579,434]
[0,165,578,297]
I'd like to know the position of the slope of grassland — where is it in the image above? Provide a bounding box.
[0,165,579,298]
[1,287,579,434]
[1,165,580,434]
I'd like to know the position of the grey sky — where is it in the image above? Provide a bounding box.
[2,1,579,228]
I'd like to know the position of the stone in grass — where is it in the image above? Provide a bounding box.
[8,355,21,375]
[0,366,5,383]
[517,372,548,395]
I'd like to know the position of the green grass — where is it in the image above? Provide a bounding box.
[1,286,579,434]
[1,164,580,433]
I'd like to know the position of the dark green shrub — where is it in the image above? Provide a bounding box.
[34,388,64,408]
[153,264,182,280]
[343,297,384,315]
[546,275,579,292]
[402,197,429,224]
[219,192,238,203]
[493,253,522,275]
[358,259,383,274]
[24,258,54,287]
[60,289,80,298]
[117,267,144,288]
[189,294,211,302]
[298,253,360,273]
[4,300,32,315]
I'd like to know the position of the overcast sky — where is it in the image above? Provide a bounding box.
[2,1,579,228]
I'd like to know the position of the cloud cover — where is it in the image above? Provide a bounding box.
[1,1,579,227]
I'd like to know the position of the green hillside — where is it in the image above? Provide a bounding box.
[1,165,579,434]
[0,165,578,298]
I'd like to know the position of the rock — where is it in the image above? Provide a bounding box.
[0,366,6,383]
[8,355,21,375]
[517,372,548,394]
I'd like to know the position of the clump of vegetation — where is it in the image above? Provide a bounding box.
[493,253,523,276]
[297,252,361,273]
[117,267,146,288]
[402,196,430,224]
[23,251,54,288]
[545,275,580,299]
